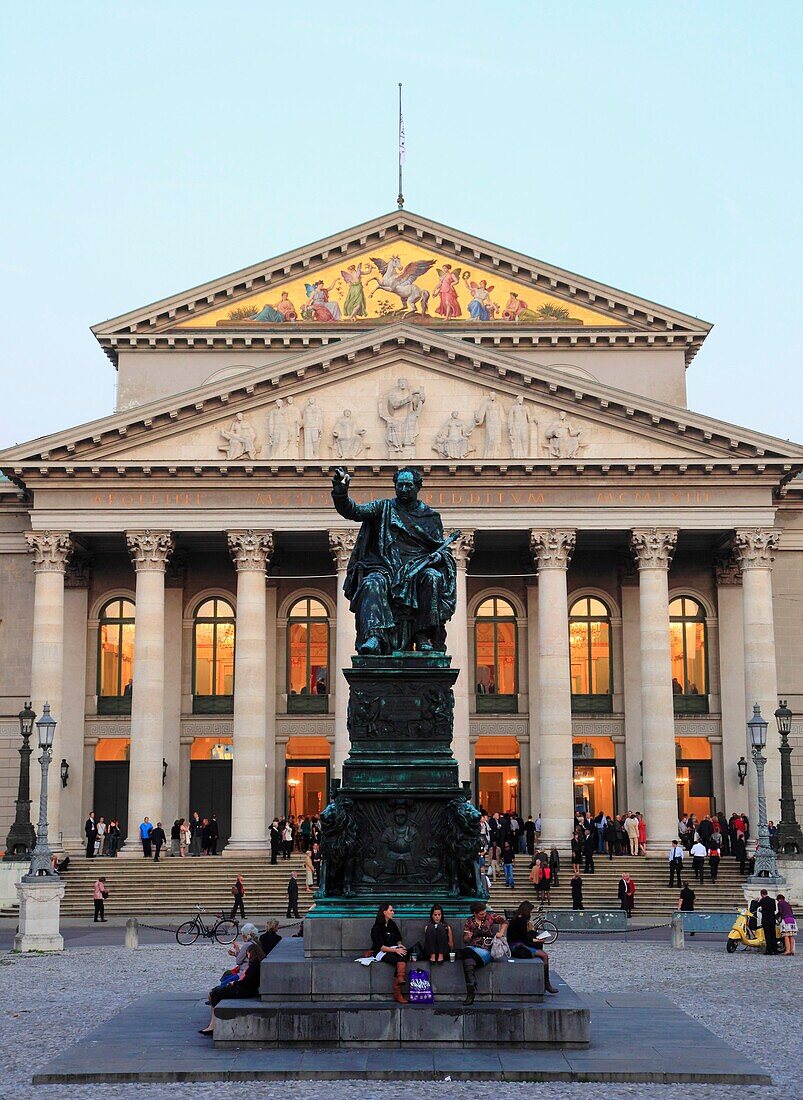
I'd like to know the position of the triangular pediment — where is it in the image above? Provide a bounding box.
[3,326,800,481]
[91,212,711,356]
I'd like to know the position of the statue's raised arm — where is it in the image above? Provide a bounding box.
[329,467,457,656]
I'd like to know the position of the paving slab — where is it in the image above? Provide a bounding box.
[32,989,772,1084]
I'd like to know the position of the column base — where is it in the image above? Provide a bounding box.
[118,839,153,859]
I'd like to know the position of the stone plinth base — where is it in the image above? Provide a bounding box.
[14,878,66,951]
[215,989,589,1048]
[261,954,545,1002]
[0,862,27,907]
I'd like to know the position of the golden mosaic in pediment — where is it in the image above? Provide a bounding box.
[178,242,625,330]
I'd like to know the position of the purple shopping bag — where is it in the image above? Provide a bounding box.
[408,967,434,1004]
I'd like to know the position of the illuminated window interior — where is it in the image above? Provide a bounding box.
[569,596,612,696]
[194,598,235,697]
[95,737,130,761]
[288,598,329,698]
[676,736,714,819]
[669,597,707,697]
[572,735,616,815]
[98,598,135,698]
[191,737,233,761]
[475,597,517,696]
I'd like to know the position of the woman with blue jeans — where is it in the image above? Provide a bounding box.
[502,840,515,888]
[461,901,507,1005]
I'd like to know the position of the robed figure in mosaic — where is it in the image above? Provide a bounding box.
[331,466,457,655]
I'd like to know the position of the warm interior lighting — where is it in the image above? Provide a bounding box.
[573,774,596,784]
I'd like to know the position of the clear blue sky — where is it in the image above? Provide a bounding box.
[1,1,801,446]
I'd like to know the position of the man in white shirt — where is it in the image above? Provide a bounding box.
[624,813,640,856]
[690,839,707,884]
[667,840,684,887]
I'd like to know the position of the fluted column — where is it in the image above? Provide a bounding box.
[446,530,474,784]
[122,530,173,853]
[26,531,73,846]
[530,528,575,848]
[732,528,782,828]
[329,529,357,779]
[630,528,678,849]
[226,531,273,850]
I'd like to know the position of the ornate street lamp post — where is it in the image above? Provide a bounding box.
[22,703,60,880]
[774,700,803,856]
[746,703,781,883]
[3,703,37,862]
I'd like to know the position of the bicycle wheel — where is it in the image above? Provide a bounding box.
[535,920,559,945]
[176,920,201,945]
[214,919,239,945]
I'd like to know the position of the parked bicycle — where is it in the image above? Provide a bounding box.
[532,904,559,944]
[175,905,239,945]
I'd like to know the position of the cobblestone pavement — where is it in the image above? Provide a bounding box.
[2,940,799,1099]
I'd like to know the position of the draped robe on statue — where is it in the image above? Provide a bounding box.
[331,485,457,653]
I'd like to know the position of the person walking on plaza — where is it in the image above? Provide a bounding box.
[668,840,684,888]
[230,875,246,921]
[269,818,281,864]
[106,819,120,858]
[151,821,166,862]
[190,812,203,856]
[625,813,639,857]
[571,873,584,911]
[757,890,779,955]
[776,894,797,956]
[690,838,707,883]
[85,812,97,858]
[287,871,300,919]
[618,872,635,918]
[139,817,153,858]
[93,876,108,922]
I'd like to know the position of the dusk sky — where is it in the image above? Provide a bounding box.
[1,2,801,446]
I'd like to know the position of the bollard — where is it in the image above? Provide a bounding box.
[670,911,684,949]
[125,917,139,949]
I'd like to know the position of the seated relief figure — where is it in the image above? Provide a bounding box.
[331,466,458,655]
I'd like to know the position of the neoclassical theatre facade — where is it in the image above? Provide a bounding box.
[1,210,802,854]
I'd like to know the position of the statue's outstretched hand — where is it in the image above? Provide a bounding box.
[332,466,351,491]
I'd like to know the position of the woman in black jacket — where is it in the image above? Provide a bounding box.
[370,902,408,1003]
[199,941,266,1035]
[506,901,558,994]
[570,830,583,875]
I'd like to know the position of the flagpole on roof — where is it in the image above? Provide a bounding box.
[397,83,405,210]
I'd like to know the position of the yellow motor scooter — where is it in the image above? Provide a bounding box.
[726,908,767,953]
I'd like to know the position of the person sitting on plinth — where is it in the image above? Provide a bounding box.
[461,900,508,1005]
[506,901,558,994]
[198,940,265,1036]
[331,466,457,655]
[422,903,454,964]
[370,902,409,1004]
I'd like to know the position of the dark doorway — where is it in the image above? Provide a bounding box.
[189,760,233,850]
[93,762,130,842]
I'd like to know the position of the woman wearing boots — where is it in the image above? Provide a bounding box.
[370,902,409,1003]
[506,901,559,994]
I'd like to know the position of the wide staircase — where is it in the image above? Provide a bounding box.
[46,850,748,920]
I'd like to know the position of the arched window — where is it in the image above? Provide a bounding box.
[569,596,613,714]
[669,596,708,712]
[288,598,329,713]
[98,598,135,714]
[474,596,517,713]
[193,598,235,714]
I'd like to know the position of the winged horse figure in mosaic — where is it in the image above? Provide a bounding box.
[368,255,435,314]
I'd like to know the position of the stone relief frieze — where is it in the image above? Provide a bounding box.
[302,397,324,459]
[379,377,425,459]
[433,410,475,459]
[218,412,258,460]
[545,411,588,459]
[331,409,369,459]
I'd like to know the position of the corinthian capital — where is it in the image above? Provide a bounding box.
[530,528,576,570]
[732,528,781,570]
[126,530,175,573]
[26,531,73,574]
[227,530,274,573]
[630,528,677,570]
[328,529,357,570]
[445,529,475,569]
